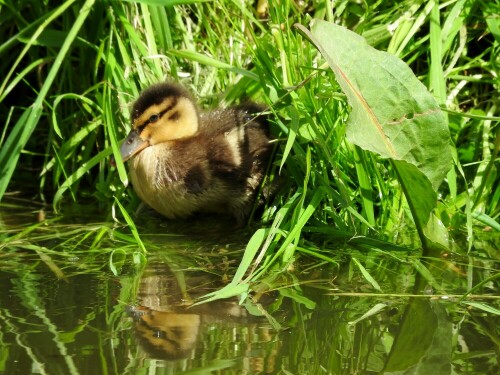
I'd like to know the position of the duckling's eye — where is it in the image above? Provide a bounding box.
[148,114,160,123]
[152,329,166,339]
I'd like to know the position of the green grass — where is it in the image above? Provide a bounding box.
[0,0,498,301]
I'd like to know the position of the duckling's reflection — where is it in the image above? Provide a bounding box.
[127,260,279,371]
[128,306,201,360]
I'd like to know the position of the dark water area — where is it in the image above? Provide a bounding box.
[0,197,498,374]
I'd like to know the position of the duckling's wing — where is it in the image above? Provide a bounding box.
[200,103,268,135]
[200,104,270,174]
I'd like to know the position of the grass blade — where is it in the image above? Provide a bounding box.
[0,0,96,201]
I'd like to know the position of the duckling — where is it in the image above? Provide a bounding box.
[119,82,272,224]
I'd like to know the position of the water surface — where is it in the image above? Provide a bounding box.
[0,198,498,374]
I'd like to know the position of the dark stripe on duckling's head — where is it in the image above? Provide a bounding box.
[168,111,180,122]
[132,83,192,122]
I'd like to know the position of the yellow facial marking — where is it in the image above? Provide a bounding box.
[133,97,199,145]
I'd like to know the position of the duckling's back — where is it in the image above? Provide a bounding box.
[199,103,273,222]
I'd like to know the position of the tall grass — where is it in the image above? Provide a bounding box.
[0,0,498,295]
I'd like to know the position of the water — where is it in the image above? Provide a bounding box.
[0,198,498,374]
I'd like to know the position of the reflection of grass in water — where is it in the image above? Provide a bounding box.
[1,196,497,304]
[0,197,252,279]
[0,198,498,373]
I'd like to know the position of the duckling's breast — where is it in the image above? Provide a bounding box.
[128,144,237,219]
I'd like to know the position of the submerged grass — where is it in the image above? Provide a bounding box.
[0,0,498,305]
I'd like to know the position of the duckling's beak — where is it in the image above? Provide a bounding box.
[120,129,149,162]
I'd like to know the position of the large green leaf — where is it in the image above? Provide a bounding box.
[296,20,452,246]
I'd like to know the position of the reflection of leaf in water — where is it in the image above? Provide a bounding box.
[384,299,437,371]
[384,298,452,374]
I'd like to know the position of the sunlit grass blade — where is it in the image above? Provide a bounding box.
[122,0,209,5]
[0,0,96,201]
[169,50,260,81]
[104,85,129,186]
[113,197,147,254]
[109,249,127,276]
[392,1,435,57]
[279,106,299,172]
[429,2,446,105]
[352,257,381,291]
[21,244,68,281]
[0,0,77,97]
[0,58,51,103]
[279,286,316,309]
[472,212,500,231]
[352,145,375,230]
[348,303,387,325]
[462,301,500,316]
[409,258,442,292]
[198,228,270,303]
[53,147,113,210]
[459,272,500,303]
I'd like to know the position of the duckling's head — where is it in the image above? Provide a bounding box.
[120,83,199,162]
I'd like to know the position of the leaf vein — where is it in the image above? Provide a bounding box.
[337,67,398,158]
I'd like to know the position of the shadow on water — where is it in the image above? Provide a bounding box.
[0,197,498,374]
